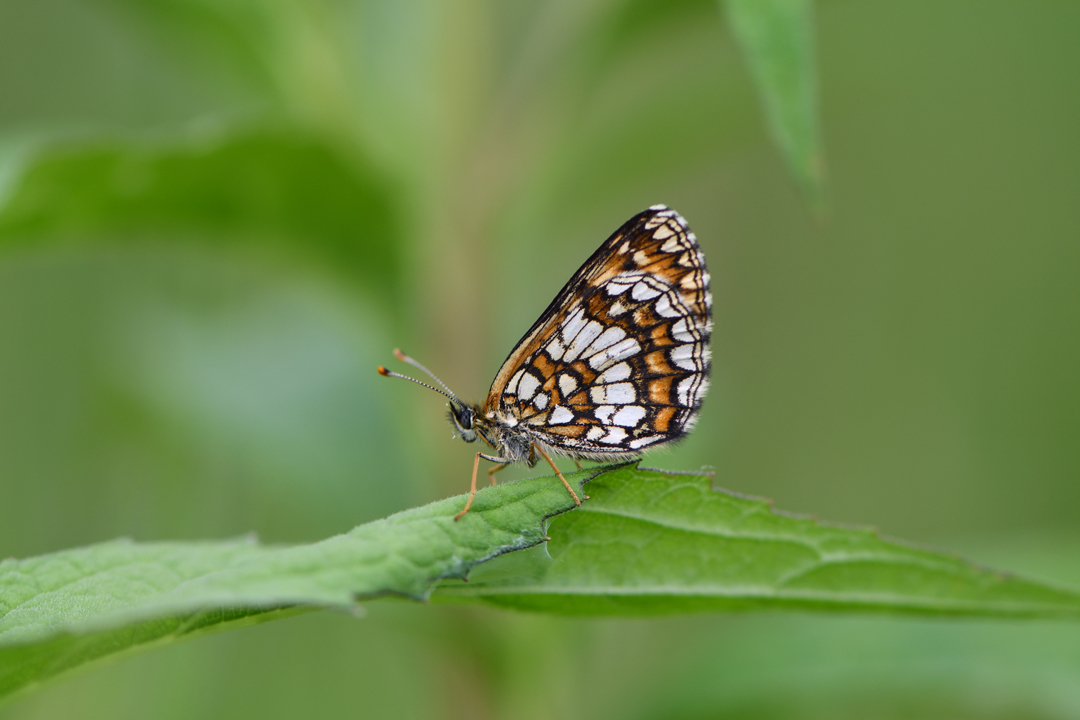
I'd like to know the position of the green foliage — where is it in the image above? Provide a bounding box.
[0,129,400,294]
[439,466,1080,616]
[0,469,588,704]
[3,466,1077,705]
[2,0,1079,717]
[726,0,824,201]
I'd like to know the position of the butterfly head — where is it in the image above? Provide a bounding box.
[448,402,479,443]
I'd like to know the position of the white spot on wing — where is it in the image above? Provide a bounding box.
[506,368,525,395]
[596,361,631,384]
[652,224,674,240]
[549,405,573,424]
[653,293,681,318]
[560,308,587,345]
[672,317,699,343]
[661,236,687,253]
[604,280,634,296]
[681,272,706,290]
[608,383,636,404]
[676,251,691,267]
[601,427,627,444]
[594,406,615,424]
[558,374,577,396]
[678,250,704,268]
[564,320,603,361]
[583,326,625,357]
[518,372,540,400]
[632,282,661,301]
[591,382,635,404]
[612,405,646,427]
[670,344,699,371]
[534,393,549,410]
[545,335,565,361]
[677,376,700,406]
[629,435,664,449]
[586,426,605,441]
[589,338,641,370]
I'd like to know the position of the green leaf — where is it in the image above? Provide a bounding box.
[0,128,401,294]
[435,466,1080,617]
[725,0,826,202]
[0,469,591,704]
[4,466,1079,706]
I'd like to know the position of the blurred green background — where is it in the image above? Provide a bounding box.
[2,0,1079,718]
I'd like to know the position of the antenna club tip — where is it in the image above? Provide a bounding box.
[377,366,390,376]
[393,348,406,361]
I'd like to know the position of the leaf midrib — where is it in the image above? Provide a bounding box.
[443,584,1079,613]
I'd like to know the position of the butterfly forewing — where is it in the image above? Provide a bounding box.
[483,205,712,458]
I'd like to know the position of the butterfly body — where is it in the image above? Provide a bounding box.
[382,205,711,519]
[448,402,537,466]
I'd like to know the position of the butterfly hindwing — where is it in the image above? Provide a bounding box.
[482,205,712,459]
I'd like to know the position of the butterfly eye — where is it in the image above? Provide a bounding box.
[448,404,478,442]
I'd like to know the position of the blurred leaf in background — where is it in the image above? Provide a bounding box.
[1,0,1079,718]
[0,128,402,295]
[727,0,824,204]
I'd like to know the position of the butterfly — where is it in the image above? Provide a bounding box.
[379,205,712,520]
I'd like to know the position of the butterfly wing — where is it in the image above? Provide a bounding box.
[482,205,712,458]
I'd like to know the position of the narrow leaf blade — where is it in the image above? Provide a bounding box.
[725,0,826,202]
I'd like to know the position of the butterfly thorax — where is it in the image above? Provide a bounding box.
[448,402,538,466]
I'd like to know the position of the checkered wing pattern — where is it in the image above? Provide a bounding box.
[483,205,712,458]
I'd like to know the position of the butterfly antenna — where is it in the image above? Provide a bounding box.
[377,349,463,405]
[392,349,461,400]
[377,366,460,403]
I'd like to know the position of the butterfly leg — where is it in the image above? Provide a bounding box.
[488,462,508,487]
[455,452,512,521]
[573,458,582,470]
[533,444,584,505]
